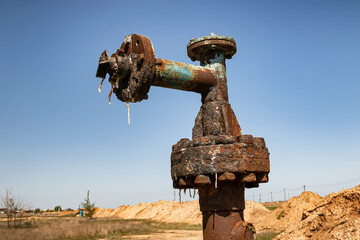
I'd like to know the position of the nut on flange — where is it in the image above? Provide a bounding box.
[171,134,270,189]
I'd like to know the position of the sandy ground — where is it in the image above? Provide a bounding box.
[275,184,360,240]
[254,191,323,232]
[5,185,358,239]
[94,200,202,225]
[94,185,360,239]
[94,200,269,226]
[119,230,202,240]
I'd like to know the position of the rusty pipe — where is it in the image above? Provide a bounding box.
[199,181,255,240]
[94,33,269,240]
[95,34,232,103]
[153,58,216,93]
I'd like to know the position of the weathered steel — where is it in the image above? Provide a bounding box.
[199,182,255,240]
[203,211,255,240]
[96,34,155,103]
[153,58,216,93]
[95,33,270,240]
[187,33,237,61]
[171,135,269,189]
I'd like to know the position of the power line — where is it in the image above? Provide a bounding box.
[307,177,360,188]
[245,177,360,202]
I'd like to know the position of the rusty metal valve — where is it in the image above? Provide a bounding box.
[95,33,270,240]
[96,35,155,103]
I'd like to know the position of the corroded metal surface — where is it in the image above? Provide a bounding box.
[114,34,155,102]
[202,212,255,240]
[95,34,155,102]
[153,58,216,93]
[200,183,255,240]
[187,33,237,61]
[193,101,241,138]
[95,33,269,240]
[171,135,269,189]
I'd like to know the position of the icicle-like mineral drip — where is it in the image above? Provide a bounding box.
[127,102,130,125]
[215,172,218,189]
[98,77,105,93]
[179,189,182,204]
[108,83,114,105]
[189,189,192,198]
[193,189,196,198]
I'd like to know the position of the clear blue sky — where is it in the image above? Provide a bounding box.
[0,0,359,209]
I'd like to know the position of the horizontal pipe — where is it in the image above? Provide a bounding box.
[153,58,216,93]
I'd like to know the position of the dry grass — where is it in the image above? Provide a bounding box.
[0,217,201,240]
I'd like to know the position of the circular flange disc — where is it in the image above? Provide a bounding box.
[114,34,156,102]
[187,33,237,61]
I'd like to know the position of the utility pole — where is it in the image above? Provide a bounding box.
[283,188,286,202]
[303,185,306,192]
[259,193,261,203]
[271,192,273,202]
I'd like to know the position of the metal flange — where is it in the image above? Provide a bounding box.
[171,134,270,189]
[96,34,156,103]
[187,33,237,61]
[114,34,155,102]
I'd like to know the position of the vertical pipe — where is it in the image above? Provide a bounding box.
[199,181,254,240]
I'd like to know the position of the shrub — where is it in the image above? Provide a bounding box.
[54,206,62,212]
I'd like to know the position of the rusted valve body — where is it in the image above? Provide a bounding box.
[96,33,270,240]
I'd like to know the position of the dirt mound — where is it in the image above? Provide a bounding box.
[57,210,78,216]
[254,191,323,232]
[244,200,270,223]
[95,200,269,225]
[275,185,360,240]
[95,200,202,225]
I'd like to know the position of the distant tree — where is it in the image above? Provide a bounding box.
[81,190,96,219]
[54,206,62,212]
[1,188,30,228]
[34,208,41,214]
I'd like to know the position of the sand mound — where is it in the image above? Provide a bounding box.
[244,200,270,223]
[95,200,202,225]
[275,185,360,240]
[94,200,268,225]
[57,210,78,216]
[254,191,323,232]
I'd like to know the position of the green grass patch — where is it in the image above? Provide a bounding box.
[277,210,285,220]
[257,231,281,240]
[265,206,279,211]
